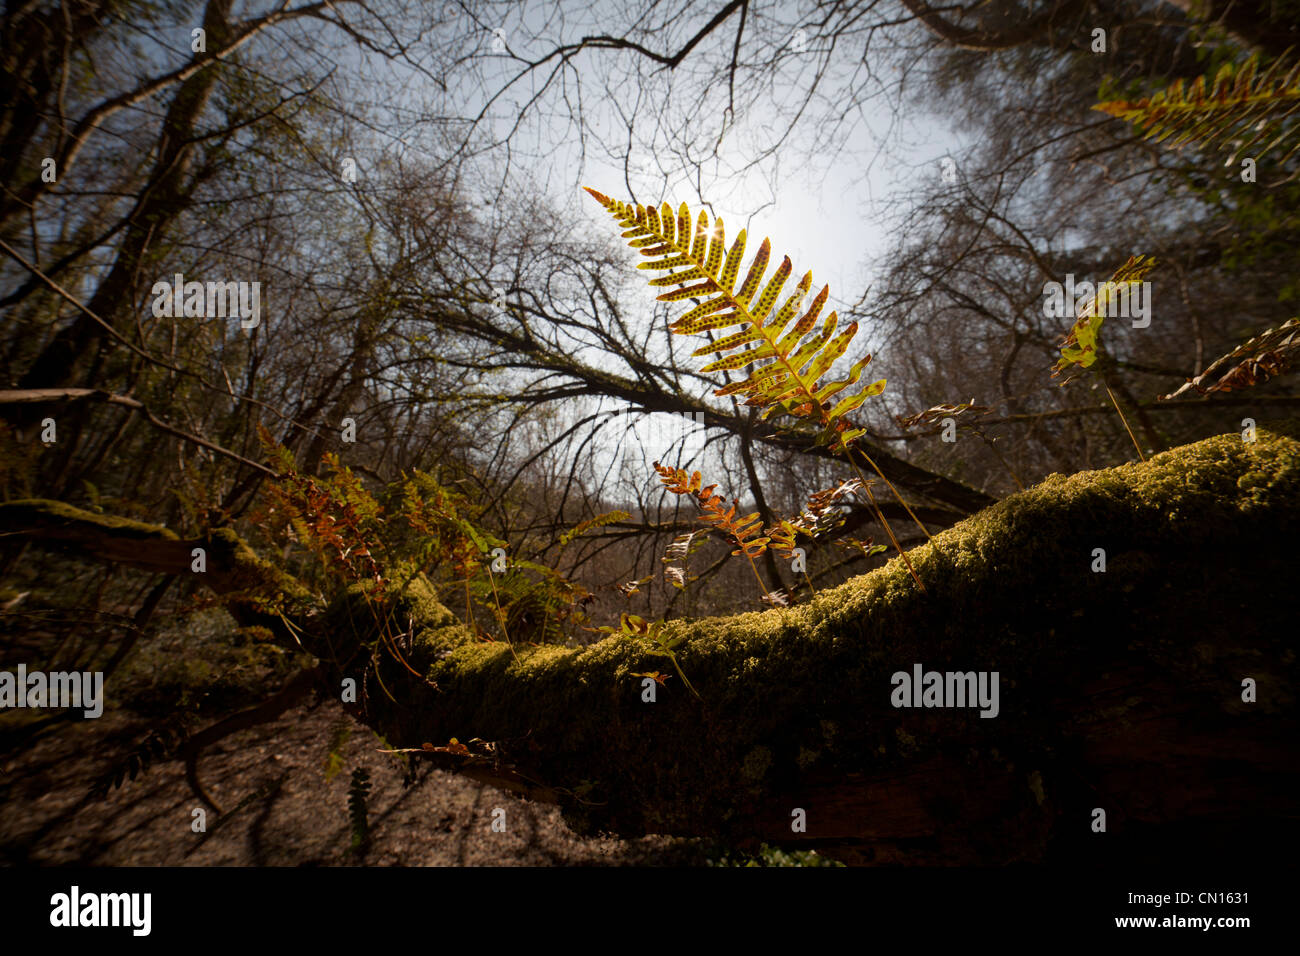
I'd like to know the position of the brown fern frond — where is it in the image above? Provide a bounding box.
[896,399,990,430]
[794,478,866,536]
[1161,317,1300,399]
[662,530,706,563]
[654,461,770,557]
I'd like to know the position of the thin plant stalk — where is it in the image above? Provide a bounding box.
[843,466,926,592]
[974,427,1026,491]
[847,444,932,541]
[485,566,519,663]
[1104,383,1146,461]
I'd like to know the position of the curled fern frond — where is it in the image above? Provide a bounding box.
[1161,317,1300,399]
[1095,54,1300,163]
[585,189,885,453]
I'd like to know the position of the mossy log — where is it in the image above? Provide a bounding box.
[4,425,1298,864]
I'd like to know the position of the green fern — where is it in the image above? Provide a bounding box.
[1095,54,1300,163]
[1051,254,1158,380]
[323,717,352,781]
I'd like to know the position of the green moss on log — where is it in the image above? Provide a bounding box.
[359,425,1300,853]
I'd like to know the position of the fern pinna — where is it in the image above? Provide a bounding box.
[585,187,927,589]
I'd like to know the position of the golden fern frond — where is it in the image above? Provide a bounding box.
[1161,317,1300,399]
[765,518,802,558]
[585,188,885,452]
[1095,54,1300,163]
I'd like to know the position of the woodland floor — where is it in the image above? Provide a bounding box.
[0,698,694,866]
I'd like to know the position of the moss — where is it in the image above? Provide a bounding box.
[1,497,182,541]
[357,425,1300,845]
[9,428,1298,855]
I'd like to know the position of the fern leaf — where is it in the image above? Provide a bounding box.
[1160,317,1300,399]
[347,766,371,851]
[653,461,771,557]
[896,400,990,430]
[1051,255,1158,381]
[1095,54,1300,163]
[558,509,631,548]
[585,188,885,452]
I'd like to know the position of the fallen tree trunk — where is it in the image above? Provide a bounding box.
[3,424,1298,864]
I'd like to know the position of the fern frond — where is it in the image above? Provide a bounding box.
[1095,54,1300,163]
[558,509,631,548]
[896,400,990,430]
[1161,317,1300,399]
[765,518,803,558]
[1051,255,1158,381]
[89,720,188,799]
[794,478,865,537]
[653,461,770,557]
[347,766,371,852]
[585,189,885,452]
[662,529,707,563]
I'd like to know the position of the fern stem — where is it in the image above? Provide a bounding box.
[848,445,932,541]
[740,548,771,601]
[850,477,926,592]
[485,566,518,662]
[1104,383,1146,461]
